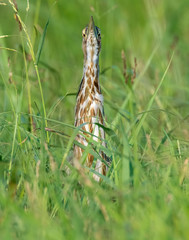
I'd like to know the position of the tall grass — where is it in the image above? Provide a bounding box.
[0,0,189,239]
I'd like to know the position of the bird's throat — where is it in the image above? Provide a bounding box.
[83,45,99,86]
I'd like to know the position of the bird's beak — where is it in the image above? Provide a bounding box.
[88,16,97,39]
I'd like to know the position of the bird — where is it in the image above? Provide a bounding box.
[74,16,108,182]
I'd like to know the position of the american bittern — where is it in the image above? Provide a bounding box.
[74,16,108,181]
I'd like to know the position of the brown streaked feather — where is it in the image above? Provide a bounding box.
[88,154,94,167]
[87,77,92,86]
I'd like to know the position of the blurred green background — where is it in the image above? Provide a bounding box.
[0,0,189,239]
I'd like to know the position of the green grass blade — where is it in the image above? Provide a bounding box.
[35,19,49,66]
[130,52,174,145]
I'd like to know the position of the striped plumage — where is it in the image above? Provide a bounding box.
[74,16,107,181]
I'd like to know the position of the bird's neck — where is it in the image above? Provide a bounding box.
[76,46,101,99]
[83,46,99,84]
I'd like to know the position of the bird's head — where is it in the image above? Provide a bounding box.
[82,16,101,62]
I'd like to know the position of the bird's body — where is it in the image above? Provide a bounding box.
[74,16,107,181]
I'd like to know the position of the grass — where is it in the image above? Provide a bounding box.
[0,0,189,239]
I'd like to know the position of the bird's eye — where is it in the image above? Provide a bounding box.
[96,27,101,38]
[82,28,88,38]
